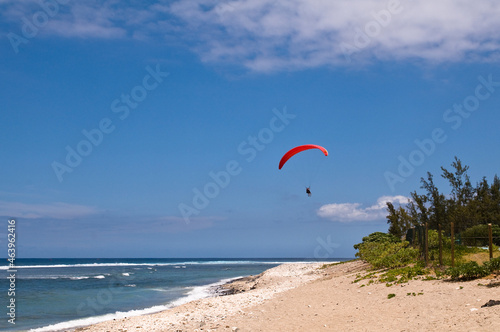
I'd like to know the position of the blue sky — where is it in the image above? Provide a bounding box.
[1,0,500,258]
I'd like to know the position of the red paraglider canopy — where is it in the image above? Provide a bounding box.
[278,144,328,169]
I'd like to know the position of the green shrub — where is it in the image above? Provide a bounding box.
[353,232,400,250]
[379,266,429,284]
[427,229,453,262]
[428,229,451,249]
[461,261,490,279]
[445,261,491,280]
[445,266,461,280]
[492,257,500,272]
[460,224,500,246]
[378,244,420,268]
[484,257,500,273]
[356,240,419,269]
[433,267,445,278]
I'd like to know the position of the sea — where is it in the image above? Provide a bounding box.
[0,258,345,331]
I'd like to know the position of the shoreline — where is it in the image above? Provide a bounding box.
[72,260,500,331]
[73,262,331,331]
[21,259,328,332]
[30,275,248,332]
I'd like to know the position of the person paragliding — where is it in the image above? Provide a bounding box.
[279,144,328,196]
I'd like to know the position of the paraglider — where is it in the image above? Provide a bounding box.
[278,144,328,170]
[279,144,328,197]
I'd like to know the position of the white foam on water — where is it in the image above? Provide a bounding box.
[29,276,243,332]
[70,276,90,280]
[19,275,92,280]
[29,305,172,332]
[1,260,291,270]
[167,276,243,307]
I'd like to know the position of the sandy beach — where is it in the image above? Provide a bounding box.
[75,260,500,332]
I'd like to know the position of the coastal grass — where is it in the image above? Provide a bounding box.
[320,258,359,269]
[462,249,500,265]
[428,244,500,267]
[353,264,430,286]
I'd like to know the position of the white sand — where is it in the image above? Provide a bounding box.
[75,262,327,332]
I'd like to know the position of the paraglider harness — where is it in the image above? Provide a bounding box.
[306,187,311,197]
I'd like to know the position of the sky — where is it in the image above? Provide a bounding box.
[1,0,500,259]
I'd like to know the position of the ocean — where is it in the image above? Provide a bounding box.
[0,258,344,331]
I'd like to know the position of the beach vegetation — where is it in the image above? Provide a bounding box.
[431,266,445,278]
[379,265,429,284]
[353,232,400,249]
[353,271,377,284]
[352,158,500,283]
[445,261,491,280]
[320,258,359,269]
[353,265,430,286]
[483,256,500,273]
[354,234,419,269]
[461,224,500,246]
[352,157,500,281]
[461,247,500,265]
[354,230,497,280]
[387,293,396,299]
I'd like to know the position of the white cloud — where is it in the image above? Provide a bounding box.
[0,201,99,219]
[166,0,500,71]
[4,0,500,70]
[317,195,409,222]
[2,1,128,39]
